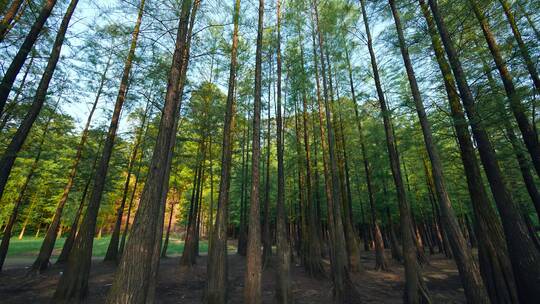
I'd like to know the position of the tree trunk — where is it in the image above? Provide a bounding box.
[244,0,264,301]
[389,1,489,302]
[104,102,149,263]
[57,137,104,264]
[104,0,197,302]
[360,1,430,302]
[51,0,144,301]
[0,0,74,206]
[0,0,57,115]
[180,142,206,266]
[274,2,292,301]
[205,1,240,301]
[470,0,540,178]
[0,0,24,42]
[345,48,388,271]
[498,0,540,91]
[420,1,519,301]
[427,0,539,302]
[0,105,55,271]
[298,29,324,277]
[161,198,177,258]
[262,59,272,265]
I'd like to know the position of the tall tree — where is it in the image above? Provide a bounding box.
[419,1,520,301]
[244,0,264,302]
[206,0,240,302]
[30,52,111,272]
[0,0,77,218]
[105,0,198,302]
[104,102,150,263]
[51,0,144,300]
[428,0,540,301]
[275,0,292,302]
[359,0,430,302]
[469,0,540,178]
[497,0,540,91]
[0,0,58,115]
[0,100,58,271]
[388,1,488,302]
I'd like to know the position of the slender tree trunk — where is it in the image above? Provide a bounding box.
[105,0,196,302]
[275,2,292,301]
[360,1,430,302]
[119,118,152,256]
[516,1,540,41]
[0,50,35,133]
[244,0,264,301]
[481,60,540,221]
[0,0,58,115]
[262,60,272,265]
[389,1,488,302]
[206,0,240,301]
[57,140,102,264]
[0,105,55,271]
[345,48,387,271]
[298,29,324,276]
[419,1,519,301]
[51,0,144,301]
[104,102,149,263]
[0,0,24,42]
[0,0,75,206]
[428,0,540,302]
[470,0,540,178]
[180,142,206,266]
[30,2,109,273]
[498,0,540,91]
[237,120,249,256]
[161,197,176,257]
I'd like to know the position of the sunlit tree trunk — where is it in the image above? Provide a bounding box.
[205,0,240,302]
[244,0,264,301]
[0,0,57,115]
[0,102,56,271]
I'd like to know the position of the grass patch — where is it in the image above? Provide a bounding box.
[6,236,209,259]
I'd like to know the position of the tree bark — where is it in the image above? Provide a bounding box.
[389,1,488,302]
[205,1,240,302]
[0,0,57,115]
[275,2,292,301]
[105,0,197,301]
[244,0,264,301]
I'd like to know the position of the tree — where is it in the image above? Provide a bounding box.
[105,0,198,302]
[0,0,58,115]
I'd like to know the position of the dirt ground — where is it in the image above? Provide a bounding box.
[0,249,465,303]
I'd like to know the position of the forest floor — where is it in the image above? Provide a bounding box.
[0,243,465,303]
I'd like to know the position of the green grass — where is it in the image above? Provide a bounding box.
[6,236,209,258]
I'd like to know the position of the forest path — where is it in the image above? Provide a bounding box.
[0,248,465,303]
